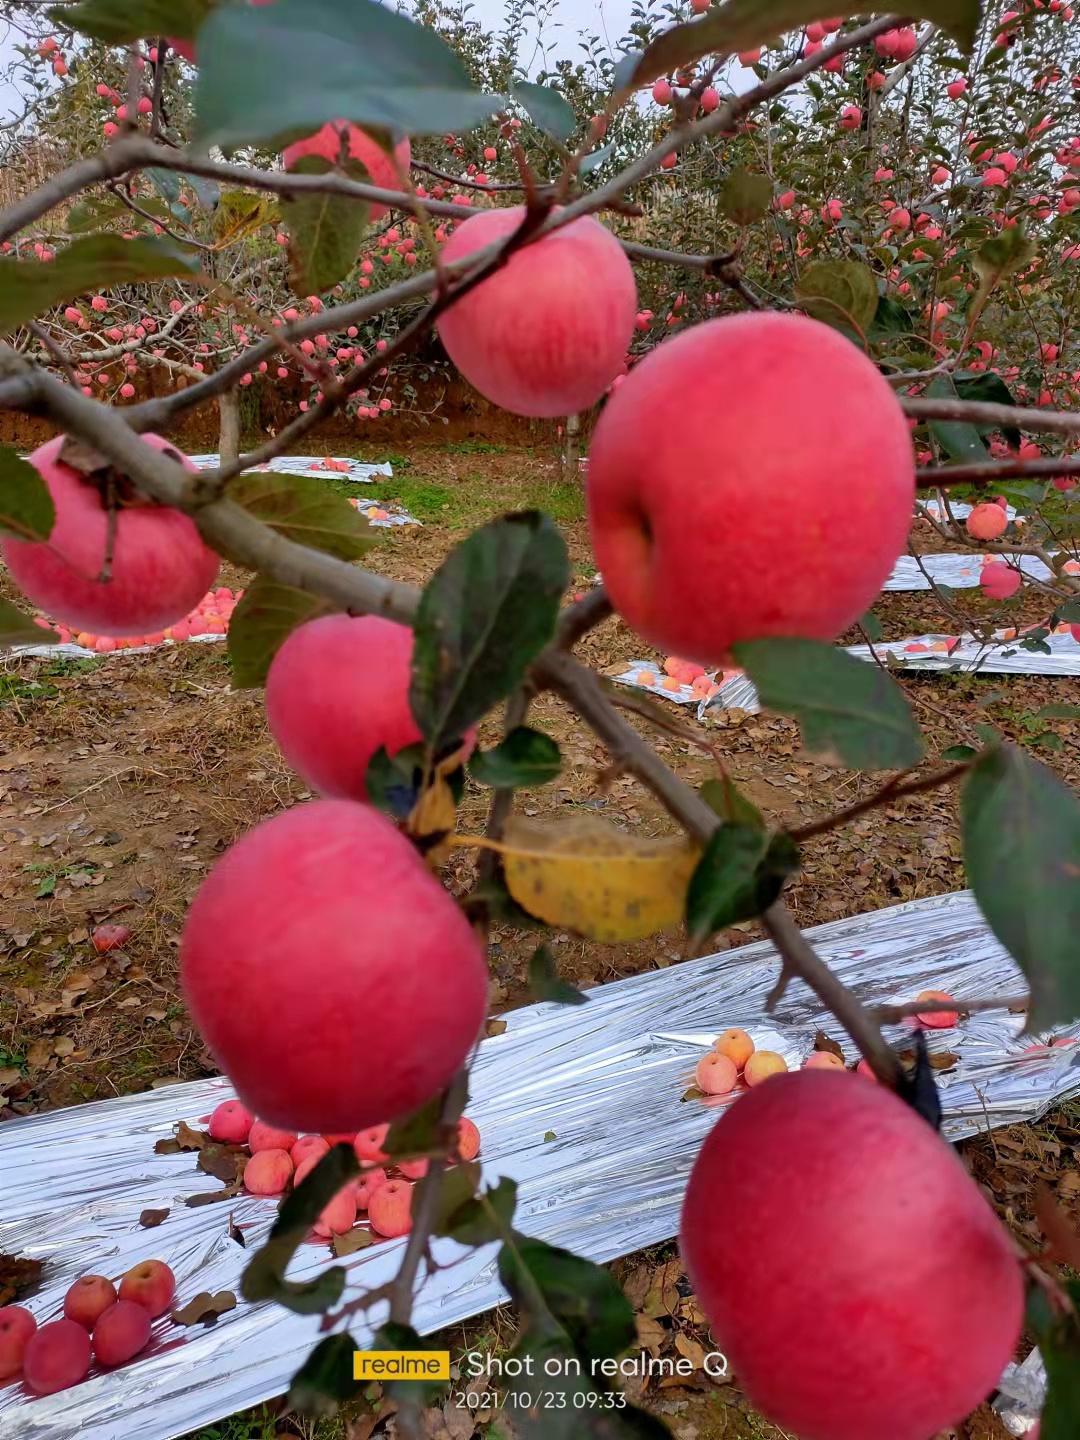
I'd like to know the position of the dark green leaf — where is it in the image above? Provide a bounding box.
[470,727,562,789]
[372,1323,451,1405]
[285,157,371,296]
[67,196,173,234]
[734,638,924,769]
[47,0,209,43]
[241,1144,358,1314]
[0,598,58,649]
[499,1233,636,1364]
[974,222,1038,295]
[147,168,182,205]
[1026,1279,1080,1440]
[411,511,568,754]
[0,237,199,335]
[953,370,1020,447]
[941,744,978,761]
[1035,705,1080,721]
[528,944,588,1006]
[699,776,763,828]
[794,260,878,338]
[196,0,502,149]
[633,1,982,88]
[718,168,772,226]
[511,82,576,143]
[612,50,643,92]
[366,743,425,821]
[229,471,373,562]
[1056,600,1080,624]
[579,143,615,176]
[0,449,54,542]
[435,1173,517,1247]
[385,1095,444,1162]
[869,294,914,338]
[860,609,883,643]
[925,375,988,462]
[961,744,1080,1029]
[288,1334,361,1417]
[686,826,799,944]
[188,174,221,211]
[226,580,329,689]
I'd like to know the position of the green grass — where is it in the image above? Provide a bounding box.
[0,673,58,706]
[313,468,585,533]
[180,1403,348,1440]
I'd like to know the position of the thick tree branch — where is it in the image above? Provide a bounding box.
[903,396,1080,438]
[916,455,1080,487]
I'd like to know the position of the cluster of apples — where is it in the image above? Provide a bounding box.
[635,656,721,701]
[33,586,241,652]
[0,1259,174,1397]
[207,1099,481,1242]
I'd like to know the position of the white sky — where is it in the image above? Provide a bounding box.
[0,0,643,120]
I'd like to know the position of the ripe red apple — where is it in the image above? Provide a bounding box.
[91,923,131,952]
[587,313,915,663]
[92,1300,152,1367]
[248,1118,298,1153]
[452,1117,481,1162]
[0,1306,37,1381]
[967,503,1008,540]
[283,123,411,220]
[180,801,489,1134]
[63,1275,117,1330]
[435,206,637,417]
[208,1098,254,1144]
[368,1178,413,1237]
[22,1319,92,1395]
[118,1259,175,1319]
[265,614,451,801]
[1,434,219,637]
[681,1071,1023,1440]
[245,1147,294,1195]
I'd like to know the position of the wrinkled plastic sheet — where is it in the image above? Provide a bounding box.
[995,1348,1046,1435]
[2,890,1077,1440]
[884,552,1074,590]
[187,454,392,483]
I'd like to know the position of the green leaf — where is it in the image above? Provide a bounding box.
[925,374,988,463]
[0,598,58,649]
[1026,1280,1080,1440]
[961,744,1080,1030]
[385,1095,444,1162]
[226,580,329,689]
[0,449,54,541]
[147,168,182,206]
[974,222,1038,298]
[0,237,200,336]
[470,727,562,789]
[511,82,576,143]
[860,609,884,643]
[499,1233,636,1365]
[794,260,878,339]
[1035,705,1080,721]
[686,826,799,945]
[241,1144,358,1315]
[719,168,772,226]
[285,156,371,296]
[435,1174,518,1247]
[579,143,615,176]
[953,370,1020,448]
[633,0,982,88]
[196,0,502,149]
[229,471,373,562]
[288,1334,361,1418]
[869,294,914,338]
[410,511,568,755]
[371,1323,451,1406]
[47,0,210,43]
[67,196,174,234]
[699,776,764,828]
[734,638,924,769]
[528,944,588,1006]
[941,744,978,761]
[366,743,425,821]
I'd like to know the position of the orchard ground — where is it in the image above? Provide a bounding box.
[1,440,1076,1440]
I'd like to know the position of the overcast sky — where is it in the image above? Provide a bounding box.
[0,0,644,120]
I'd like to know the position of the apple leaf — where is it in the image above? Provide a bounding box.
[924,374,988,462]
[0,237,200,336]
[241,1143,358,1315]
[46,0,210,43]
[226,580,329,689]
[410,511,567,755]
[511,82,577,143]
[499,1233,637,1366]
[686,826,799,946]
[961,744,1080,1030]
[528,944,588,1006]
[435,1174,518,1247]
[0,598,58,650]
[719,169,772,226]
[196,0,502,149]
[794,260,878,340]
[284,157,371,297]
[0,449,54,542]
[632,0,982,87]
[1025,1280,1080,1440]
[288,1333,362,1416]
[469,727,562,789]
[733,638,924,769]
[228,471,373,562]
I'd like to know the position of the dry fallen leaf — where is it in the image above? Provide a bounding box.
[500,815,699,942]
[139,1208,170,1229]
[635,1314,667,1356]
[0,1254,43,1307]
[333,1228,375,1256]
[1036,1182,1080,1269]
[170,1290,237,1326]
[198,1145,241,1184]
